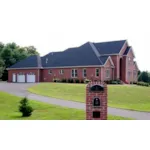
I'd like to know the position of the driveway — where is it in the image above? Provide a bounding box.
[0,82,150,120]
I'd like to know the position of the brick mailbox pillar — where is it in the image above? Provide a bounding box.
[86,81,107,120]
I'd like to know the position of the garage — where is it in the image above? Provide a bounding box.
[17,73,25,83]
[27,73,36,83]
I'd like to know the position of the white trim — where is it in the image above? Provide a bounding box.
[100,54,119,56]
[71,69,78,78]
[44,65,103,69]
[82,68,87,78]
[7,67,43,70]
[119,40,127,55]
[103,56,115,67]
[7,65,105,70]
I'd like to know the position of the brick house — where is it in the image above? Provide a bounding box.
[7,40,139,83]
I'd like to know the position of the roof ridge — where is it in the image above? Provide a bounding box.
[89,42,103,65]
[36,55,42,68]
[93,39,126,44]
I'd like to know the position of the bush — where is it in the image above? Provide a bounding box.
[75,79,80,83]
[80,79,84,83]
[61,79,67,83]
[110,80,118,84]
[19,97,33,117]
[137,82,149,87]
[84,79,91,84]
[53,78,61,82]
[67,78,74,83]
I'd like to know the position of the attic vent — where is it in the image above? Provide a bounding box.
[46,58,48,64]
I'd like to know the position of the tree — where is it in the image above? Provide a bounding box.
[0,58,4,78]
[19,97,33,117]
[138,71,149,83]
[24,46,39,55]
[0,42,4,53]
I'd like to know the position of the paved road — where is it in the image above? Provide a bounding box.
[0,82,150,120]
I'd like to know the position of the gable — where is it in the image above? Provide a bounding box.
[126,48,135,58]
[103,56,114,67]
[93,40,126,55]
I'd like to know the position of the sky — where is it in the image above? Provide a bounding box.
[0,0,150,71]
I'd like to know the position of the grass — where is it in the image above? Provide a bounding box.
[0,91,131,120]
[28,83,150,112]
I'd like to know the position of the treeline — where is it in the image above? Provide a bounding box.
[0,42,39,81]
[138,70,150,83]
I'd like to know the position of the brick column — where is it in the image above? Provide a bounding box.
[86,81,107,120]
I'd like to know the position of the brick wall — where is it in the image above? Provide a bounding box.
[8,69,40,82]
[42,67,102,82]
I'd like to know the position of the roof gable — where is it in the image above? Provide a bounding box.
[93,40,126,55]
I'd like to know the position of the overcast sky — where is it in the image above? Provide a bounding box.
[0,0,150,71]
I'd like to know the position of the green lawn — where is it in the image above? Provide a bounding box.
[28,83,150,112]
[0,91,130,120]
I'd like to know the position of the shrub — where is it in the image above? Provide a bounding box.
[110,80,118,84]
[53,78,61,82]
[84,79,91,84]
[61,79,67,83]
[80,79,84,83]
[137,82,149,87]
[75,79,80,83]
[19,97,33,117]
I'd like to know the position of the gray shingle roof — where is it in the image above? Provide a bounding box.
[99,56,109,64]
[8,40,127,69]
[42,42,103,67]
[123,47,131,55]
[93,40,126,55]
[8,55,42,68]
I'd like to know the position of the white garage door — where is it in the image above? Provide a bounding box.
[27,73,36,83]
[12,73,16,82]
[17,73,25,83]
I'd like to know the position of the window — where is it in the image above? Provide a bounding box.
[83,69,86,77]
[95,68,99,77]
[49,70,52,74]
[59,69,64,74]
[71,69,77,78]
[128,71,131,78]
[106,70,110,78]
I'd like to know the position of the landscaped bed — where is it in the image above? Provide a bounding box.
[28,83,150,112]
[0,91,131,120]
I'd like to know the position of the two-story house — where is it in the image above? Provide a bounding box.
[7,40,139,83]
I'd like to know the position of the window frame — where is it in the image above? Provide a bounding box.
[82,68,87,78]
[106,69,110,78]
[71,69,78,78]
[59,69,64,75]
[95,68,99,77]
